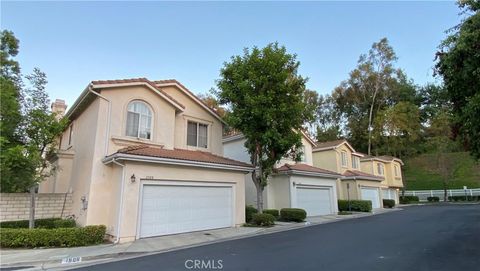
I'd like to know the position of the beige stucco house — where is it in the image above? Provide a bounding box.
[223,132,341,216]
[39,78,252,242]
[312,140,385,209]
[360,155,404,203]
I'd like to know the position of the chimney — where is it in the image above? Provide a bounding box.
[51,99,67,119]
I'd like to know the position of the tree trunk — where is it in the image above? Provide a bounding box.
[252,172,264,213]
[367,89,378,156]
[443,180,448,202]
[29,186,36,229]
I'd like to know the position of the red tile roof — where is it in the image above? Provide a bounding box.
[343,170,384,180]
[115,145,252,168]
[276,163,340,176]
[91,78,185,109]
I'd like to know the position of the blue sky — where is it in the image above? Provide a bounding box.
[2,1,462,107]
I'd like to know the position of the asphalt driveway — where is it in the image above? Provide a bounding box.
[74,204,480,271]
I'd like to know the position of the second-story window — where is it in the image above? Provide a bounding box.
[352,155,359,169]
[126,101,152,139]
[394,165,399,177]
[377,163,384,175]
[341,151,348,167]
[187,121,208,148]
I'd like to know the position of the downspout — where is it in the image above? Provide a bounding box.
[112,159,126,244]
[88,85,112,157]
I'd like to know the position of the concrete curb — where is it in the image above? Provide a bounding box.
[0,208,402,270]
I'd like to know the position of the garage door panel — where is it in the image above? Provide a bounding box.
[140,185,233,238]
[296,187,333,216]
[361,187,380,209]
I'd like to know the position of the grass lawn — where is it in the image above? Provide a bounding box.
[403,152,480,190]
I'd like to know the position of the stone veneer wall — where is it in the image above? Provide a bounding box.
[0,193,73,222]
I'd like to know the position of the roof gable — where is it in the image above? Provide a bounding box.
[154,79,226,125]
[313,139,356,153]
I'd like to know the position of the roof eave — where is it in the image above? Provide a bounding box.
[103,152,253,172]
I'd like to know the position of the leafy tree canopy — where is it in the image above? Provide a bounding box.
[216,42,313,211]
[436,1,480,159]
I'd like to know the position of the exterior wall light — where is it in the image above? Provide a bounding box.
[130,174,136,183]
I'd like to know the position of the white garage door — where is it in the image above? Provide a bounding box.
[139,184,233,238]
[382,189,398,203]
[296,187,333,216]
[361,187,381,209]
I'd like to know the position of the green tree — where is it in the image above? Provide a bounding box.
[0,30,22,146]
[333,38,402,154]
[426,109,459,201]
[315,94,341,142]
[216,43,314,212]
[436,1,480,159]
[373,101,422,158]
[0,31,67,228]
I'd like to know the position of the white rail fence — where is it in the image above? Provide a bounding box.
[402,188,480,201]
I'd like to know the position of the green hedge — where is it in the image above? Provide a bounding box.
[338,200,372,212]
[245,206,258,222]
[0,218,76,229]
[0,225,106,248]
[400,196,419,204]
[280,208,307,222]
[448,195,480,201]
[427,196,440,202]
[263,209,279,219]
[251,213,275,227]
[382,199,395,208]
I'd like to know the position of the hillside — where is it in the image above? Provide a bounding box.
[403,152,480,190]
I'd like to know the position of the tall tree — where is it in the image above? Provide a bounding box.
[22,69,68,228]
[436,1,480,159]
[216,43,314,212]
[333,38,421,155]
[426,109,459,201]
[0,31,67,228]
[315,94,341,142]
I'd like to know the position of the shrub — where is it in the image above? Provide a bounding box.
[427,196,440,202]
[399,196,419,204]
[0,218,76,229]
[448,195,480,202]
[0,225,106,248]
[263,209,279,219]
[338,200,372,212]
[245,206,258,222]
[280,208,307,222]
[251,213,275,227]
[382,199,395,208]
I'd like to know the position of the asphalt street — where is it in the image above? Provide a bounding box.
[74,204,480,271]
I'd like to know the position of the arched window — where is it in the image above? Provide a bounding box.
[126,101,152,139]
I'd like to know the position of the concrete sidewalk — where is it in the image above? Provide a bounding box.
[0,208,400,270]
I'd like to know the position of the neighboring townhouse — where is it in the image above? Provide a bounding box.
[223,131,341,216]
[360,155,404,203]
[39,78,252,242]
[312,140,385,209]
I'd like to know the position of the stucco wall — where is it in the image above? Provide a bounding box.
[160,85,224,156]
[312,149,338,173]
[0,193,73,222]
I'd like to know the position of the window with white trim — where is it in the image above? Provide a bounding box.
[341,151,348,167]
[377,163,384,175]
[187,121,208,148]
[126,101,152,139]
[352,155,359,169]
[394,165,399,177]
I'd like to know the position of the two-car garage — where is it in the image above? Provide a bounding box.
[138,183,235,238]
